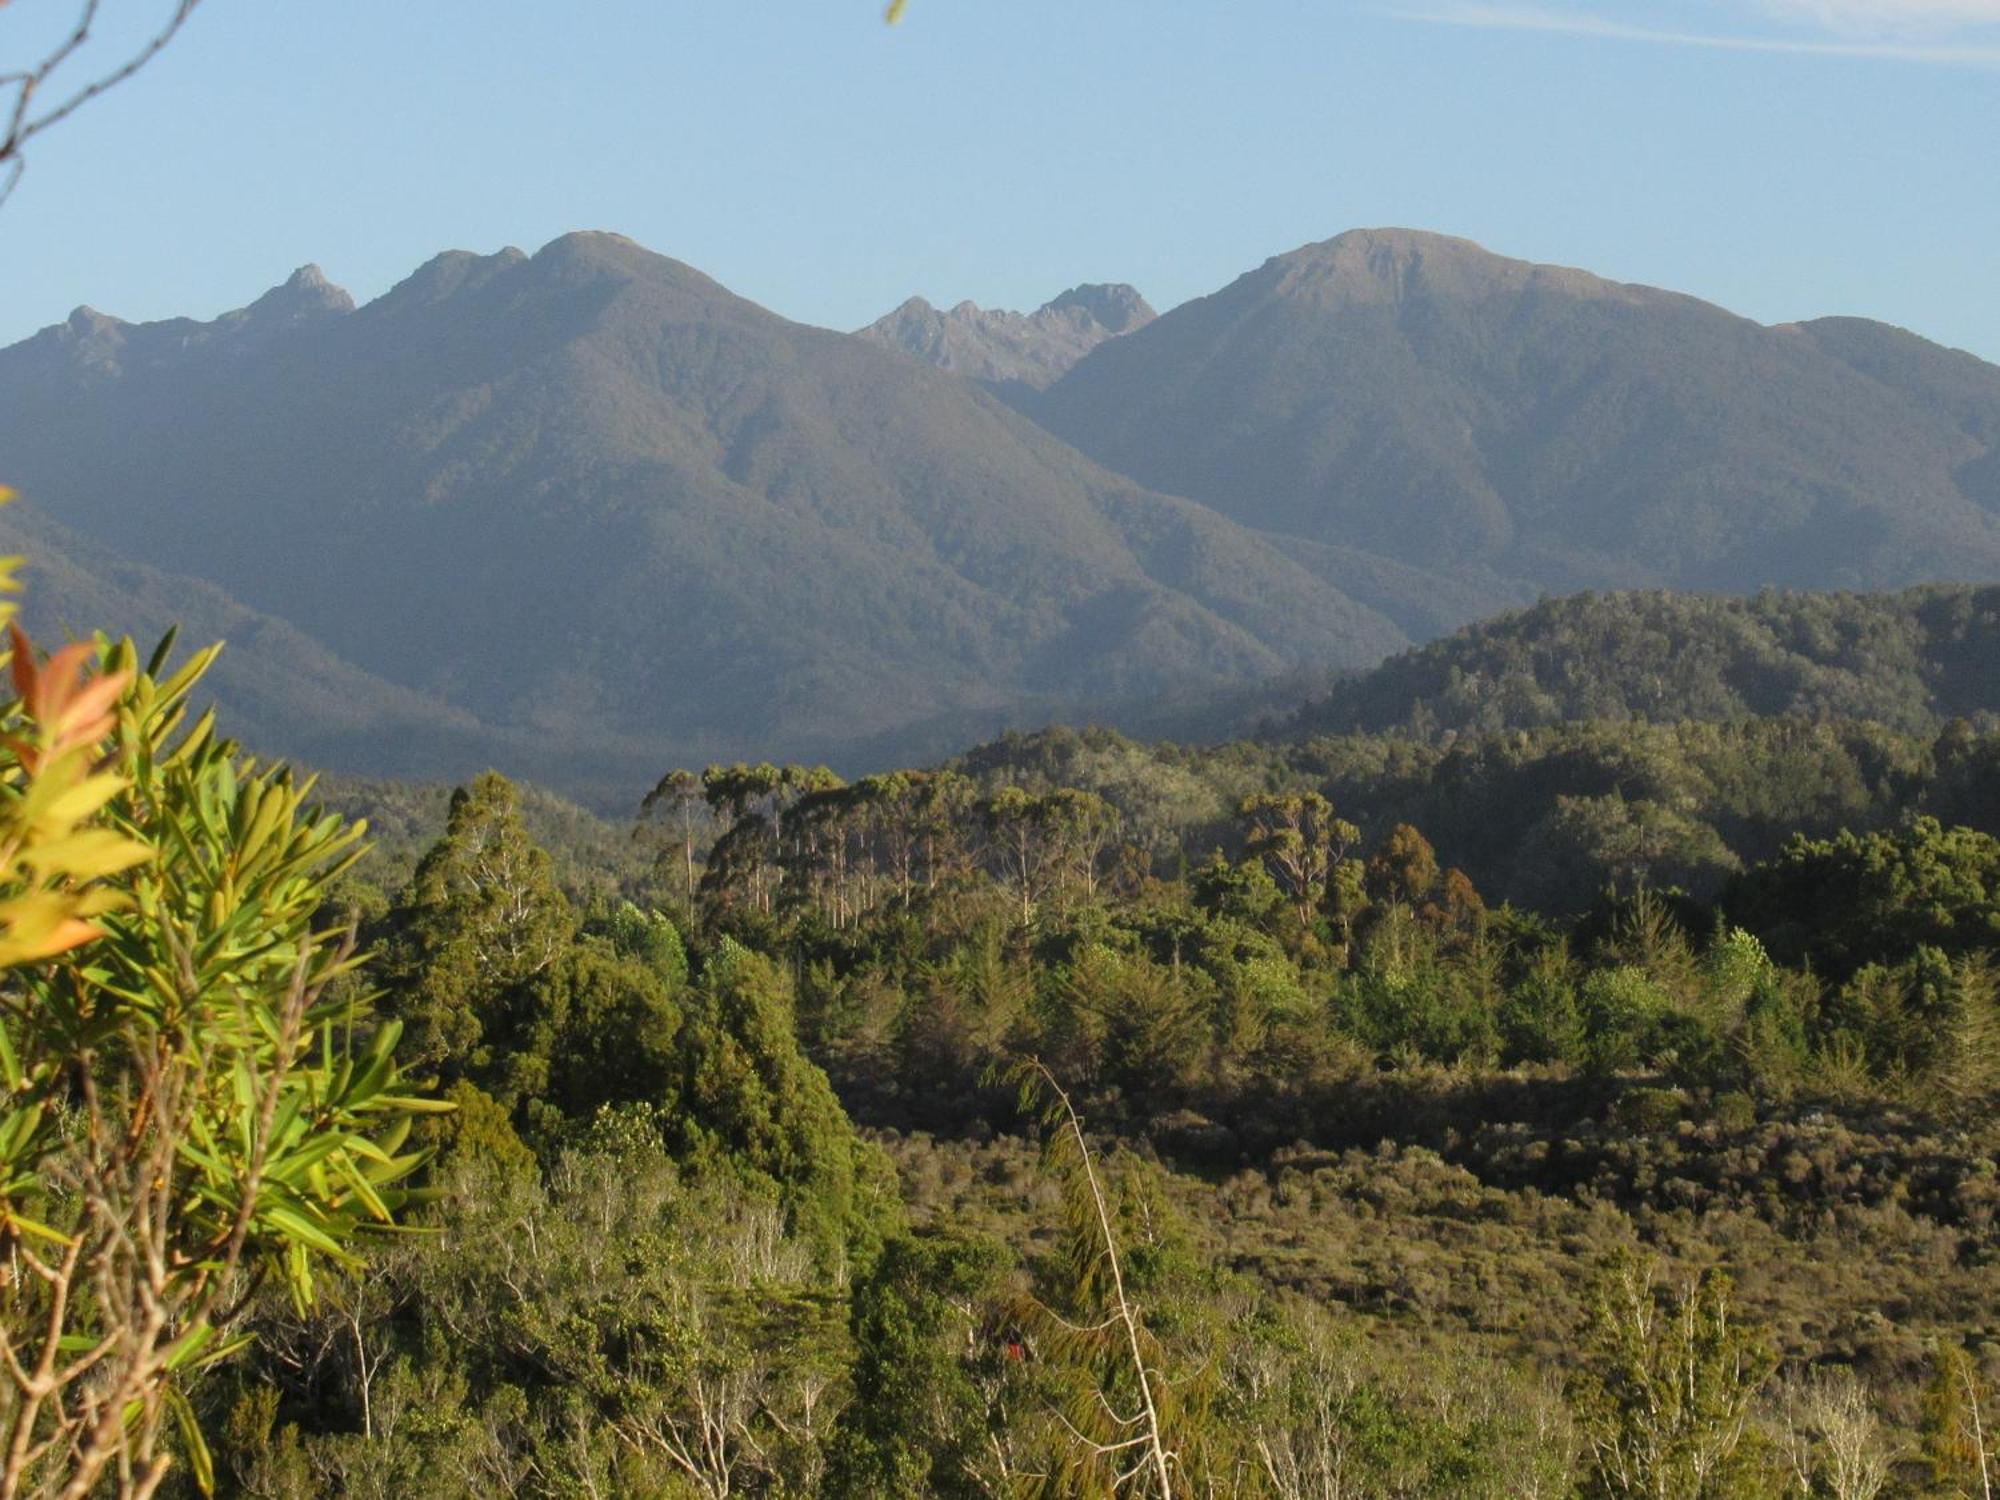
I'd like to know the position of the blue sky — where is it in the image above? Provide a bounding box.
[2,0,1996,359]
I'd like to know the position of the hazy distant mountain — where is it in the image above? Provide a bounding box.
[0,233,1400,797]
[857,282,1154,393]
[0,501,674,793]
[1032,228,2000,600]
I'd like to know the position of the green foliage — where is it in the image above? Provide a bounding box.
[947,709,1976,919]
[1044,941,1208,1097]
[1242,1307,1579,1499]
[602,898,690,984]
[1340,907,1501,1066]
[1569,1259,1780,1499]
[316,769,649,905]
[426,1079,538,1180]
[824,1230,1012,1498]
[1006,1062,1233,1497]
[1240,790,1355,929]
[674,943,898,1264]
[1725,817,2000,979]
[1497,937,1587,1065]
[526,943,683,1137]
[1514,794,1743,916]
[1189,849,1286,927]
[1918,1340,1997,1497]
[0,634,434,1496]
[981,784,1120,924]
[1579,967,1679,1076]
[220,1130,850,1498]
[377,771,574,1090]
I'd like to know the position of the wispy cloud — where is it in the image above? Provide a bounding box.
[1760,0,2000,26]
[1394,0,2000,63]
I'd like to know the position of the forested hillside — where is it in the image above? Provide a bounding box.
[11,542,1999,1495]
[0,502,670,788]
[923,703,2000,916]
[1291,585,2000,739]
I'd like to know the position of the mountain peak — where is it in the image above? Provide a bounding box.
[1247,227,1638,311]
[1037,225,2000,601]
[528,229,689,281]
[523,230,744,313]
[378,246,528,308]
[65,305,124,337]
[0,232,1403,788]
[536,228,644,260]
[1278,227,1499,269]
[1043,283,1155,334]
[240,263,356,324]
[1320,226,1489,254]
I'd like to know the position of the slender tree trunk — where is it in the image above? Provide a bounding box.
[1035,1064,1175,1499]
[1965,1355,1994,1500]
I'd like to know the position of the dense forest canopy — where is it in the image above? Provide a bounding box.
[1291,585,2000,740]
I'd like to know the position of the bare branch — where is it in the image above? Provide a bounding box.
[0,0,202,210]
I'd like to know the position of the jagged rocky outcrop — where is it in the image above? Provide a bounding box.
[857,281,1154,391]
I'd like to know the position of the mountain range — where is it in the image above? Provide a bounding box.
[0,234,1402,798]
[1,226,1996,802]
